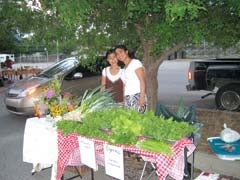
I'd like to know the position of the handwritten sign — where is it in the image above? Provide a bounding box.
[78,137,97,170]
[104,144,124,180]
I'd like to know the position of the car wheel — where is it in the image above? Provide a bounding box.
[215,84,240,111]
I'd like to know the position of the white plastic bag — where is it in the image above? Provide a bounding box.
[220,123,240,143]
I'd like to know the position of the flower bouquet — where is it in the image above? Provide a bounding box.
[34,77,78,118]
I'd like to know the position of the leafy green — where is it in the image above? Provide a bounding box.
[57,120,80,135]
[137,140,172,155]
[110,131,137,145]
[77,86,117,117]
[57,107,196,149]
[141,112,196,141]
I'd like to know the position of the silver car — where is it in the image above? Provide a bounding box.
[4,57,102,116]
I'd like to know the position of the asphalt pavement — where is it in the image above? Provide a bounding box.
[1,61,239,180]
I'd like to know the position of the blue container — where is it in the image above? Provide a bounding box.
[208,137,240,161]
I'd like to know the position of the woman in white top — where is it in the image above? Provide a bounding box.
[101,48,124,103]
[114,45,147,113]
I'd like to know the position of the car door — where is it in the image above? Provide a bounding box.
[61,64,101,99]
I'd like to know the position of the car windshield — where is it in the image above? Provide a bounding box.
[38,58,79,78]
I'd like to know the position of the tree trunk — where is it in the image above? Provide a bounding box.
[142,47,164,110]
[145,62,159,110]
[138,33,186,110]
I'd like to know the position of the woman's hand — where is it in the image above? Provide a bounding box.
[139,95,145,107]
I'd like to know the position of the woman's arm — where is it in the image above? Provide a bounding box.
[135,67,146,107]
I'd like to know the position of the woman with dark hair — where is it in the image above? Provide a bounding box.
[114,45,147,113]
[101,48,124,103]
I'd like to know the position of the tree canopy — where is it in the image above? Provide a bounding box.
[1,0,240,109]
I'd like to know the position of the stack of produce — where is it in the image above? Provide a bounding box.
[62,86,118,121]
[57,107,196,155]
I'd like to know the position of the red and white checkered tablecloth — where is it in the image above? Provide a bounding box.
[55,131,195,180]
[56,132,80,180]
[123,138,195,180]
[55,132,106,180]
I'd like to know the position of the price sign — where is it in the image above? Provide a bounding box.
[104,144,124,180]
[78,137,97,170]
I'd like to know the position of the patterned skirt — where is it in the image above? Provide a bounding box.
[125,93,147,114]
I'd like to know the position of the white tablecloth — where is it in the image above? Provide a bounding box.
[23,117,58,174]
